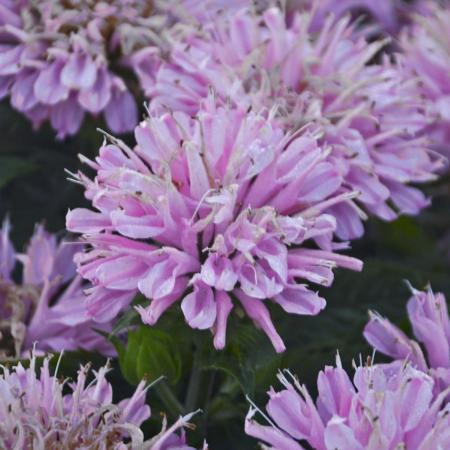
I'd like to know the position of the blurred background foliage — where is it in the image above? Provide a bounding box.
[1,100,450,449]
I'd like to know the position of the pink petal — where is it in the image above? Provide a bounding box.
[78,65,111,113]
[213,290,233,350]
[237,291,286,353]
[34,60,69,105]
[61,52,97,90]
[181,281,217,330]
[104,88,138,134]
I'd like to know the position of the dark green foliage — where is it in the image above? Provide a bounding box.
[116,326,183,385]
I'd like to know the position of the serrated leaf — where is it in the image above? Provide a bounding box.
[117,326,182,386]
[135,328,182,384]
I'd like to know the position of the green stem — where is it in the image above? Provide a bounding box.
[203,370,216,409]
[155,380,184,417]
[184,346,202,412]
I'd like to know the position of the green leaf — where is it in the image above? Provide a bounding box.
[203,356,254,394]
[120,328,142,385]
[0,157,37,189]
[201,323,281,397]
[118,326,182,386]
[135,328,182,384]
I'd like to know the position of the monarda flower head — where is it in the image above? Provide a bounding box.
[0,220,111,358]
[401,3,450,159]
[0,0,248,138]
[287,0,431,36]
[364,284,450,395]
[149,6,444,240]
[246,354,450,449]
[0,352,204,449]
[66,100,362,352]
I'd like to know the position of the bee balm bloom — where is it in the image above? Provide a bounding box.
[246,355,450,450]
[150,7,444,240]
[0,0,153,137]
[66,101,362,352]
[0,0,259,139]
[0,352,203,449]
[401,3,450,159]
[0,220,112,358]
[364,285,450,394]
[289,0,431,36]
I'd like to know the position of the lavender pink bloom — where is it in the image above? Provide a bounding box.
[0,352,204,449]
[289,0,431,35]
[0,1,149,137]
[66,100,362,352]
[364,285,450,394]
[246,354,450,449]
[149,6,444,240]
[0,0,249,138]
[400,3,450,159]
[0,219,111,358]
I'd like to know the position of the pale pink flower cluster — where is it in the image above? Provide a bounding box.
[149,7,444,240]
[401,3,450,158]
[0,0,150,137]
[246,355,450,449]
[365,285,450,394]
[0,219,111,358]
[0,0,249,138]
[2,1,449,448]
[67,100,362,352]
[288,0,432,35]
[0,352,203,449]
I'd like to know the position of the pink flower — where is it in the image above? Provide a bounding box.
[401,3,450,159]
[0,352,204,449]
[288,0,431,35]
[364,285,450,394]
[0,1,143,137]
[0,0,248,138]
[149,6,444,240]
[158,0,254,23]
[66,100,362,352]
[246,354,450,450]
[0,219,112,358]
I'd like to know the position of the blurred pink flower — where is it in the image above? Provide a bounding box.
[364,284,450,394]
[149,6,444,240]
[246,354,450,449]
[66,100,362,352]
[288,0,432,35]
[401,3,450,160]
[0,0,250,138]
[0,352,204,449]
[0,219,112,358]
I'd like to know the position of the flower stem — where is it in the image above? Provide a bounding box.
[155,380,184,417]
[185,345,202,412]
